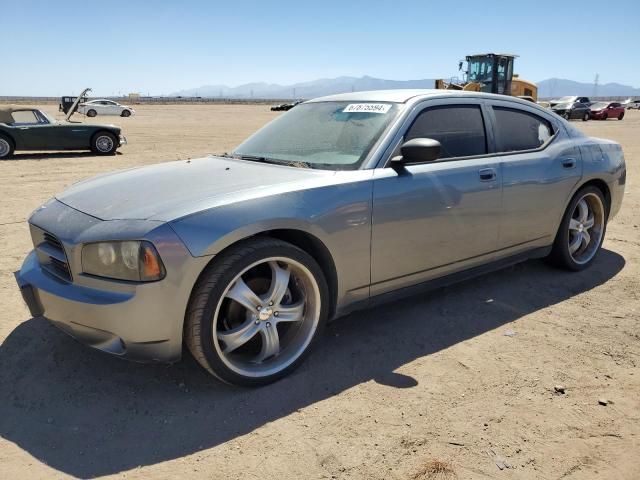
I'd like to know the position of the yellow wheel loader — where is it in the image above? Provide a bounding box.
[435,53,537,102]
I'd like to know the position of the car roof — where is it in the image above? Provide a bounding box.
[0,105,38,123]
[306,88,544,107]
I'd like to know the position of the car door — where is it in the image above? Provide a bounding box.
[7,110,49,149]
[610,103,622,118]
[370,101,502,296]
[569,102,584,119]
[102,101,118,115]
[487,100,583,255]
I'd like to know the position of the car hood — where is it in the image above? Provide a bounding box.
[56,156,336,221]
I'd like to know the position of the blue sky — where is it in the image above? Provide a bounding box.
[3,0,638,96]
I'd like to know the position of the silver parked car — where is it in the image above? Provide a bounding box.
[15,90,626,386]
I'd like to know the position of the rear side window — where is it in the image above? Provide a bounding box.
[492,107,553,153]
[406,105,487,159]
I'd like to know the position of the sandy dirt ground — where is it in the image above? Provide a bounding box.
[0,105,638,480]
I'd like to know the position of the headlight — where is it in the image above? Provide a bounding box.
[82,241,166,282]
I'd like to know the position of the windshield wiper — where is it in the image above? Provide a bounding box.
[231,154,312,169]
[238,154,271,163]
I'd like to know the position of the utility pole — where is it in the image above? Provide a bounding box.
[594,73,599,98]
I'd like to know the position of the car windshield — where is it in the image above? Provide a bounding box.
[232,101,400,170]
[557,96,575,102]
[554,103,571,109]
[590,102,609,109]
[37,110,55,124]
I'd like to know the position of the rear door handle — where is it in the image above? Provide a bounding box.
[478,168,496,181]
[562,158,576,169]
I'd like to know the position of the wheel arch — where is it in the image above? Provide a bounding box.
[261,229,338,319]
[0,131,16,148]
[90,129,117,143]
[185,228,339,323]
[553,177,612,244]
[578,178,611,215]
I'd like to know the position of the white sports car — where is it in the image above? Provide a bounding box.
[77,99,135,117]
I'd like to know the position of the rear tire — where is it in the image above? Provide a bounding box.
[548,186,608,271]
[184,237,329,387]
[0,134,14,160]
[121,110,131,117]
[87,109,97,117]
[91,131,118,155]
[618,112,624,120]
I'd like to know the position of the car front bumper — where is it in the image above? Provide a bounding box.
[14,200,211,364]
[15,251,182,362]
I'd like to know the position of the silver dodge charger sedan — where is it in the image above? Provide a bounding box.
[15,90,626,386]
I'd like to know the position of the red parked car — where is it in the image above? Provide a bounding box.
[589,102,625,120]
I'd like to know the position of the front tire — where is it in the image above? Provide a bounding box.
[0,134,14,160]
[91,132,118,155]
[618,112,624,120]
[549,186,608,271]
[86,109,97,117]
[121,110,131,117]
[601,112,608,120]
[184,237,329,386]
[582,112,590,121]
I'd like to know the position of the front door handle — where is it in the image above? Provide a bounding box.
[562,158,576,169]
[478,168,496,181]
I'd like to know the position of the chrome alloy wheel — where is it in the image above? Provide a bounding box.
[568,192,605,265]
[212,257,321,378]
[95,135,114,153]
[0,138,10,158]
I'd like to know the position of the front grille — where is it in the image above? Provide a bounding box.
[33,229,73,282]
[49,256,72,280]
[43,232,63,250]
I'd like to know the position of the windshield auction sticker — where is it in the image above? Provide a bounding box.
[343,103,391,114]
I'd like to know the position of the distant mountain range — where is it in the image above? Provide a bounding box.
[172,76,640,100]
[172,76,436,99]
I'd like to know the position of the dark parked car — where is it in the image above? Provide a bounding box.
[271,100,303,112]
[552,102,591,121]
[549,96,590,108]
[589,102,625,120]
[0,106,126,159]
[59,96,88,114]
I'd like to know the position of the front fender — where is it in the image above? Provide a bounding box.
[168,180,374,308]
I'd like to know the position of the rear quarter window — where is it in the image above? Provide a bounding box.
[492,107,554,153]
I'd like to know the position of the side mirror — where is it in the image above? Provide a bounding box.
[394,138,441,164]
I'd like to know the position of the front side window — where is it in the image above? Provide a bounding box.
[11,110,39,125]
[492,107,553,153]
[405,105,487,159]
[233,101,400,170]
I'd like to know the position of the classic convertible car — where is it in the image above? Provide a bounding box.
[0,106,126,158]
[15,90,625,386]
